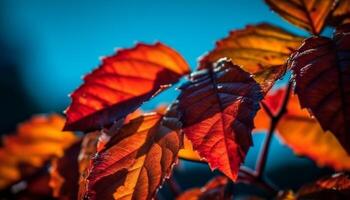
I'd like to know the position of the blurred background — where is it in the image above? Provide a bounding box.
[0,0,332,198]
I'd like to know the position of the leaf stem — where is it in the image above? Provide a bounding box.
[237,82,292,195]
[255,82,292,178]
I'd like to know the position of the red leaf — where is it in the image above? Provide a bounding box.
[49,141,81,200]
[83,112,183,200]
[64,42,190,132]
[177,59,263,181]
[289,23,350,153]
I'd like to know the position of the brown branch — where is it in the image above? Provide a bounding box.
[255,82,292,178]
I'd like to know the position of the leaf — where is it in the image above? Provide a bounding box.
[265,0,336,34]
[83,112,183,200]
[78,132,101,200]
[177,176,230,200]
[256,87,350,170]
[289,23,350,153]
[178,135,202,162]
[49,141,81,200]
[177,59,263,181]
[199,23,303,92]
[64,42,190,132]
[297,173,350,199]
[49,132,101,200]
[0,114,77,189]
[329,0,350,26]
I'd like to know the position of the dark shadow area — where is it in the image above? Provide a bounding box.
[0,1,38,135]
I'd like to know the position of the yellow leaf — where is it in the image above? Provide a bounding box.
[0,114,78,189]
[200,23,303,92]
[265,0,336,34]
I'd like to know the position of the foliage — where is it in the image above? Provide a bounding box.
[1,0,350,199]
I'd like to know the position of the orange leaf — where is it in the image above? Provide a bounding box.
[329,0,350,25]
[178,135,202,162]
[297,173,350,199]
[258,87,350,170]
[265,0,336,34]
[49,132,101,200]
[200,23,303,92]
[289,24,350,153]
[64,42,190,132]
[177,176,230,200]
[0,114,77,189]
[177,59,263,181]
[83,112,183,200]
[78,132,100,200]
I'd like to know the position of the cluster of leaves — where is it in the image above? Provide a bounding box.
[1,0,350,199]
[0,114,77,198]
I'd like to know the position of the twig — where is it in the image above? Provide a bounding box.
[236,83,292,195]
[255,83,292,178]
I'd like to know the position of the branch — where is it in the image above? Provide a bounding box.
[255,83,292,178]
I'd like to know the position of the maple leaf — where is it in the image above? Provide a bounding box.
[82,112,183,200]
[255,87,350,170]
[199,23,303,93]
[177,176,231,200]
[289,23,350,153]
[177,59,263,181]
[64,42,190,132]
[265,0,336,35]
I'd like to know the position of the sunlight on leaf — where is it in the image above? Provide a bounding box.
[0,114,77,189]
[83,111,183,200]
[178,135,202,162]
[329,0,350,26]
[200,23,303,93]
[265,0,336,34]
[64,42,190,132]
[178,59,263,181]
[290,23,350,153]
[297,173,350,199]
[255,87,350,171]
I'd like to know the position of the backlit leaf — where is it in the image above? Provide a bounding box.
[290,23,350,153]
[83,112,183,200]
[177,176,230,200]
[329,0,350,26]
[78,132,100,200]
[64,42,190,132]
[265,0,336,34]
[178,135,202,162]
[257,87,350,170]
[178,59,263,181]
[297,173,350,199]
[200,23,303,92]
[0,114,77,189]
[49,132,101,200]
[50,141,81,200]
